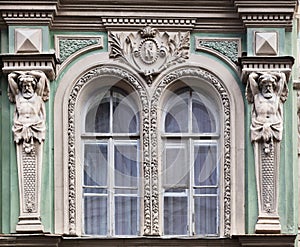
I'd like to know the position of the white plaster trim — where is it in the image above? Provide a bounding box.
[53,51,245,236]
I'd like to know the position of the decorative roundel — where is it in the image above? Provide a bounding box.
[138,38,159,64]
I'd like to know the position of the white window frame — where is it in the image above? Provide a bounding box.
[161,87,220,236]
[81,86,141,236]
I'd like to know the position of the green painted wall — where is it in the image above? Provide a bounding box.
[0,26,298,238]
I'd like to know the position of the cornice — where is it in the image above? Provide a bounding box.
[0,1,57,26]
[234,0,298,31]
[0,0,244,32]
[0,1,297,32]
[53,1,243,32]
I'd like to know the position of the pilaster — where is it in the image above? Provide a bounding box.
[241,56,294,233]
[236,0,297,235]
[0,4,58,232]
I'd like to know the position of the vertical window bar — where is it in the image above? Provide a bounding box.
[189,138,195,236]
[188,89,193,134]
[109,89,113,134]
[109,138,114,236]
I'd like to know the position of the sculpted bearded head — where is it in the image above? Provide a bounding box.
[18,74,37,99]
[258,73,277,99]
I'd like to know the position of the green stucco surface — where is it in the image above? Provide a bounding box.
[0,27,298,239]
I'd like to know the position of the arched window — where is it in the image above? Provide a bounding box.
[162,87,220,236]
[55,64,244,238]
[82,86,140,236]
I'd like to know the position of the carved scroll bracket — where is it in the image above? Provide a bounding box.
[241,56,294,234]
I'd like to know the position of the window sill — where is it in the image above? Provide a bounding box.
[0,233,296,246]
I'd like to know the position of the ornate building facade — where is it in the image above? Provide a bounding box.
[0,0,299,246]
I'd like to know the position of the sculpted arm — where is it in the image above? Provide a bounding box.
[28,71,50,101]
[7,72,20,103]
[246,72,260,103]
[276,72,288,103]
[39,97,46,121]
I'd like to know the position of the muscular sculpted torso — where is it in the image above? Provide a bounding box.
[7,71,49,151]
[246,72,287,143]
[253,94,280,124]
[15,94,44,125]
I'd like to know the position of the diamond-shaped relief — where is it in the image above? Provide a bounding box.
[15,28,42,53]
[255,32,278,55]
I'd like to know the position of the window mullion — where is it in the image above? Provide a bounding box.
[189,138,194,236]
[110,89,113,134]
[188,90,193,134]
[109,90,114,236]
[108,138,115,236]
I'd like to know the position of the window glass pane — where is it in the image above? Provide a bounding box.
[113,93,138,133]
[194,196,218,235]
[85,97,110,133]
[84,144,107,186]
[192,100,216,133]
[83,87,140,236]
[194,145,217,186]
[115,188,138,194]
[115,196,138,235]
[163,145,188,188]
[83,188,107,194]
[84,196,107,235]
[194,188,217,195]
[165,93,188,133]
[115,145,138,187]
[164,196,188,235]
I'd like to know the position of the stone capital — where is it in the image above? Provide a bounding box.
[240,56,294,85]
[1,53,59,81]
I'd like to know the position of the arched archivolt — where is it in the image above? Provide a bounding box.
[54,51,244,237]
[150,66,238,237]
[64,65,151,235]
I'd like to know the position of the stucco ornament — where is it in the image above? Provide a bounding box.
[246,71,288,233]
[7,70,49,232]
[109,26,189,84]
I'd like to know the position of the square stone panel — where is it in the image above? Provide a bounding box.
[255,32,278,56]
[15,28,42,53]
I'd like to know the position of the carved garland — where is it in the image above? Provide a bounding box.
[67,66,150,235]
[150,67,231,236]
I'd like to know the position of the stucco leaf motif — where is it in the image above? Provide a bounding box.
[109,32,126,59]
[165,32,190,67]
[108,26,190,84]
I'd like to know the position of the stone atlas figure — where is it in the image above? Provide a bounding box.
[246,71,288,233]
[7,70,49,232]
